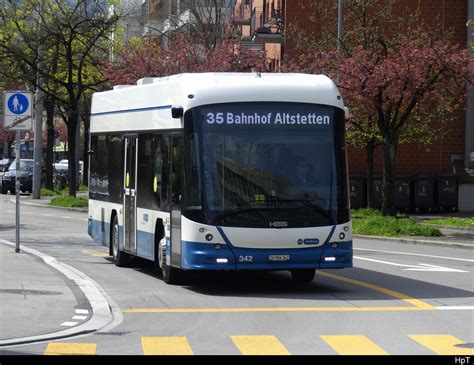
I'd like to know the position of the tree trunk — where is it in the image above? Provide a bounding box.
[75,122,81,190]
[7,138,14,158]
[45,96,55,190]
[366,140,375,209]
[67,110,78,198]
[82,119,89,187]
[381,135,397,216]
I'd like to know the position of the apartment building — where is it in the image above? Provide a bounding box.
[233,0,473,210]
[233,0,285,70]
[135,0,235,38]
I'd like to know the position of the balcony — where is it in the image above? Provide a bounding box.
[233,1,251,25]
[250,7,284,44]
[239,38,265,52]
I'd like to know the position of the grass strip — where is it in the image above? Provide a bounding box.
[352,209,442,237]
[49,196,88,208]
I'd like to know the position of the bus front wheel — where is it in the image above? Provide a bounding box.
[291,269,315,283]
[160,244,182,285]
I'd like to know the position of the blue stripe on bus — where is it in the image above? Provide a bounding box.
[136,229,154,260]
[216,226,232,246]
[91,105,173,117]
[88,218,111,247]
[324,225,337,244]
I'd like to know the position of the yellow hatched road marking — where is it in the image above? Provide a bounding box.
[141,336,194,355]
[409,335,474,355]
[44,343,97,355]
[231,335,291,355]
[321,335,388,355]
[81,249,109,257]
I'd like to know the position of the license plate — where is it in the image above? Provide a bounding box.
[269,254,290,262]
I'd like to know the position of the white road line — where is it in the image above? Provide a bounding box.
[355,248,474,262]
[72,315,88,320]
[75,309,89,314]
[354,256,469,272]
[40,214,53,217]
[435,306,474,310]
[61,322,78,327]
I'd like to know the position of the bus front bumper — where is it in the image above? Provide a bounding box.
[181,240,352,270]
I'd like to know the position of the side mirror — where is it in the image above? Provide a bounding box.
[171,106,184,119]
[344,107,350,119]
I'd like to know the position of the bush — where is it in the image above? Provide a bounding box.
[40,188,61,196]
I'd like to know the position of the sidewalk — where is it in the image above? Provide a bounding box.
[354,229,474,249]
[0,242,86,344]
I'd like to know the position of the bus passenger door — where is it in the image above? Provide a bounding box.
[124,137,137,254]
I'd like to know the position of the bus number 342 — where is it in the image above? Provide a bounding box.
[238,255,253,262]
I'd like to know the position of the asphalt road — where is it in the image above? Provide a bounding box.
[0,194,473,355]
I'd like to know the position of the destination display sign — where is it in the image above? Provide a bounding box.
[199,102,335,131]
[205,112,331,126]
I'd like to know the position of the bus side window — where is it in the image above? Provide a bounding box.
[171,134,183,206]
[137,135,154,209]
[89,135,98,197]
[96,135,108,197]
[154,134,171,211]
[108,136,123,202]
[183,133,201,207]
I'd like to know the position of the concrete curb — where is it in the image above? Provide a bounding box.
[425,224,474,233]
[354,234,474,250]
[10,198,87,213]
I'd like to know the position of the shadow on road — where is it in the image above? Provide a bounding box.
[123,256,473,304]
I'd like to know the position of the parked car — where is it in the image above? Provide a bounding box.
[1,159,34,194]
[0,158,13,173]
[0,158,14,188]
[53,159,84,185]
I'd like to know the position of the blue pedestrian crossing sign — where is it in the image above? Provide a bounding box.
[3,91,33,131]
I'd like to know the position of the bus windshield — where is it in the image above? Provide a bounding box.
[183,102,349,228]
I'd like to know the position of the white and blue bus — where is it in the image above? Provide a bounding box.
[88,73,352,284]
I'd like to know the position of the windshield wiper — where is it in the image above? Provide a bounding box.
[268,199,336,224]
[209,207,272,225]
[209,199,335,225]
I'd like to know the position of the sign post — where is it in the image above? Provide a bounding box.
[3,91,33,253]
